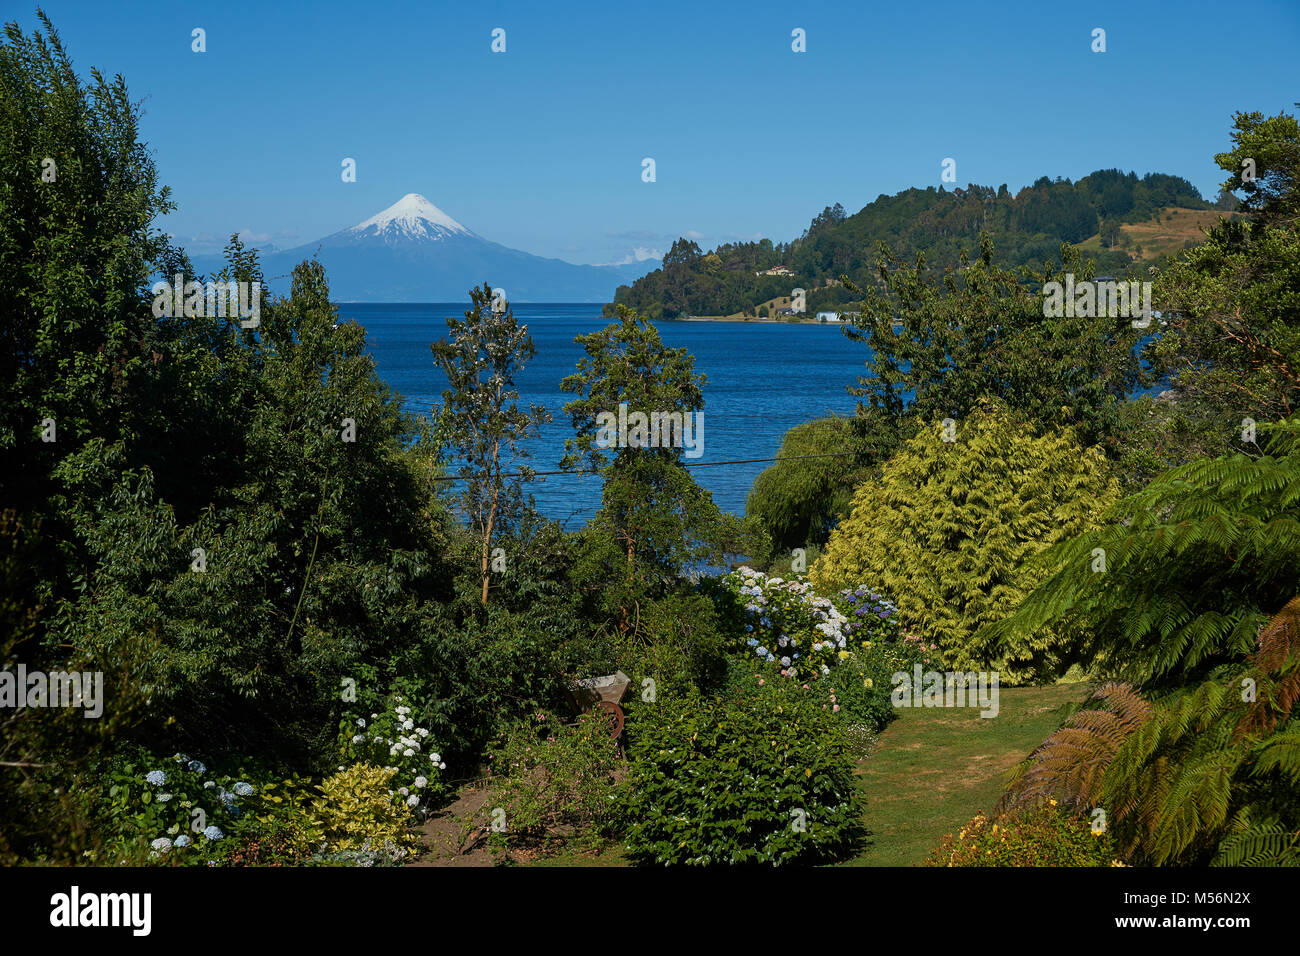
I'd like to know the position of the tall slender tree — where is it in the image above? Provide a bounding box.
[432,284,549,604]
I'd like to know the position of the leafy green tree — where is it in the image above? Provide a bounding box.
[1099,218,1121,248]
[745,417,867,560]
[1214,107,1300,226]
[560,305,750,629]
[810,402,1119,681]
[55,257,455,763]
[432,284,549,604]
[0,10,182,546]
[843,233,1144,463]
[1150,108,1300,428]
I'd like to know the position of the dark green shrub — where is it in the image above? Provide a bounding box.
[615,590,731,701]
[623,680,864,865]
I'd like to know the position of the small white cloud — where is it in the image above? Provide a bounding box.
[602,246,663,266]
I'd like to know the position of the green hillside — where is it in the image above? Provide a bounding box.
[611,169,1223,319]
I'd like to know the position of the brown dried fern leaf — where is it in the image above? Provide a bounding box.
[1002,682,1153,812]
[1235,595,1300,740]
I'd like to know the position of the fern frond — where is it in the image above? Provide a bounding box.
[1001,682,1151,811]
[1212,824,1300,867]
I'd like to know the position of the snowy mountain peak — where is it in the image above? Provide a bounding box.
[349,193,475,242]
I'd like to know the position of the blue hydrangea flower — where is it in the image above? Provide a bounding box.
[173,835,191,847]
[187,760,206,774]
[145,770,166,787]
[150,837,172,853]
[232,781,254,797]
[203,825,223,841]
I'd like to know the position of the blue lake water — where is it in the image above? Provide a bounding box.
[339,303,867,527]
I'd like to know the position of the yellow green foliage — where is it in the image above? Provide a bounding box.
[312,764,415,853]
[810,403,1118,681]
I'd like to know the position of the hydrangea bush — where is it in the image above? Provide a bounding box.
[100,751,287,863]
[338,692,448,815]
[723,567,905,680]
[725,634,927,736]
[833,586,902,646]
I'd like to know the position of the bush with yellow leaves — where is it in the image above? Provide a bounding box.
[312,764,416,854]
[810,402,1118,682]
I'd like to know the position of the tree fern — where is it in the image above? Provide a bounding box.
[1004,597,1300,865]
[981,420,1300,687]
[1213,819,1300,867]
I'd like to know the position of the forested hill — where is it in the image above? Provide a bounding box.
[611,169,1225,318]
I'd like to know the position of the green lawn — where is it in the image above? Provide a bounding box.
[846,683,1090,866]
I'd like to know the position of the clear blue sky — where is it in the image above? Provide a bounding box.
[19,0,1300,264]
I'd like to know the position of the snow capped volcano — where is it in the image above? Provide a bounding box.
[347,193,477,243]
[209,192,660,301]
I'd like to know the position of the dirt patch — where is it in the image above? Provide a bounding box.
[409,784,496,867]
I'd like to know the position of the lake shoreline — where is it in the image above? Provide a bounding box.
[656,315,845,326]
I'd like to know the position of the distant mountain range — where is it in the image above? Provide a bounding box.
[191,194,660,302]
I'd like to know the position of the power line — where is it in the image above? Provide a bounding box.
[430,452,856,483]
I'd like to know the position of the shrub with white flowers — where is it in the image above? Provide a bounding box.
[338,692,447,814]
[721,567,862,679]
